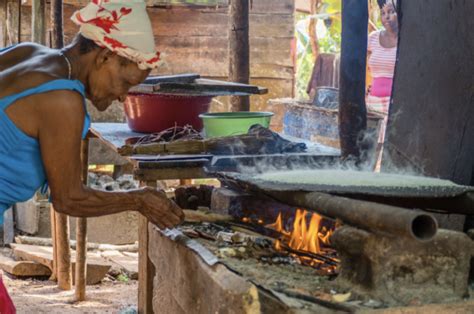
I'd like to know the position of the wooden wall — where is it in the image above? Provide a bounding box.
[4,0,295,112]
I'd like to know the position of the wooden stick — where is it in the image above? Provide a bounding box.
[183,210,233,223]
[55,211,72,290]
[75,138,89,301]
[49,206,57,281]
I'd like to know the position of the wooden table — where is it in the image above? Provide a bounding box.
[86,122,340,313]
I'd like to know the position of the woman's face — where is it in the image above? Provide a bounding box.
[381,2,398,34]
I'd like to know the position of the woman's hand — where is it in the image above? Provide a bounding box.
[137,187,184,229]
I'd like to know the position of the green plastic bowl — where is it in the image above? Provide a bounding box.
[199,111,274,138]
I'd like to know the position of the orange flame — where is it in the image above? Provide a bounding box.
[267,209,331,255]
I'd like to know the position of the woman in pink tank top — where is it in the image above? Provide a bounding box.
[367,0,398,168]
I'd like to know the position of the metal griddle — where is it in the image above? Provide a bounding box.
[218,171,474,215]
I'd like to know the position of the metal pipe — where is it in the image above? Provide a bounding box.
[268,191,438,242]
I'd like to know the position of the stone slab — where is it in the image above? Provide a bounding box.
[14,199,39,235]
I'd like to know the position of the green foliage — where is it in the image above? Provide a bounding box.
[117,273,130,283]
[295,0,342,100]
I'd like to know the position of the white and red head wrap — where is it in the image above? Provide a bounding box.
[71,0,160,70]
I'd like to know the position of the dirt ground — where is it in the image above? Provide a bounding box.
[3,272,137,313]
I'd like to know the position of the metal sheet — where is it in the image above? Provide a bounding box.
[161,229,218,266]
[219,171,474,199]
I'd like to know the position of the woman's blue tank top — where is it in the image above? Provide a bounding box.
[0,60,90,219]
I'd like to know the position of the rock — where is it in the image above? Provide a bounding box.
[332,226,474,306]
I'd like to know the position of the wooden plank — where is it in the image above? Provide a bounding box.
[0,255,51,277]
[11,243,111,285]
[134,168,210,181]
[138,180,157,314]
[145,0,293,14]
[147,9,294,38]
[384,0,474,185]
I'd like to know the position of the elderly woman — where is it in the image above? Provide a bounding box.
[367,0,398,168]
[0,2,184,307]
[0,2,183,237]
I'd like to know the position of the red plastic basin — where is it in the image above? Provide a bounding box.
[124,93,213,133]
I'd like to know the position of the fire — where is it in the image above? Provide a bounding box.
[267,209,333,255]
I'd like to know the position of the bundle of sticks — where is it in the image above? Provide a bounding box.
[119,124,307,156]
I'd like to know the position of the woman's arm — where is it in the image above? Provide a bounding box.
[37,90,183,229]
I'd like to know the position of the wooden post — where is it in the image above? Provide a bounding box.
[49,206,58,281]
[0,0,7,47]
[50,0,63,49]
[32,0,46,44]
[50,0,72,291]
[16,0,20,43]
[308,0,320,62]
[138,181,156,314]
[55,211,72,290]
[6,0,19,45]
[228,0,250,112]
[75,138,89,301]
[338,0,368,159]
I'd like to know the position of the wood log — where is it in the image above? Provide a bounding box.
[15,236,139,252]
[228,0,250,111]
[338,0,368,159]
[0,255,51,277]
[11,243,111,285]
[183,210,233,223]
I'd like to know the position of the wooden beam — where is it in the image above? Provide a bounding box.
[31,0,46,44]
[338,0,368,159]
[75,138,89,301]
[138,180,157,314]
[228,0,250,111]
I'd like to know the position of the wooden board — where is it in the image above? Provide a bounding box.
[384,0,474,186]
[11,244,111,285]
[0,255,51,277]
